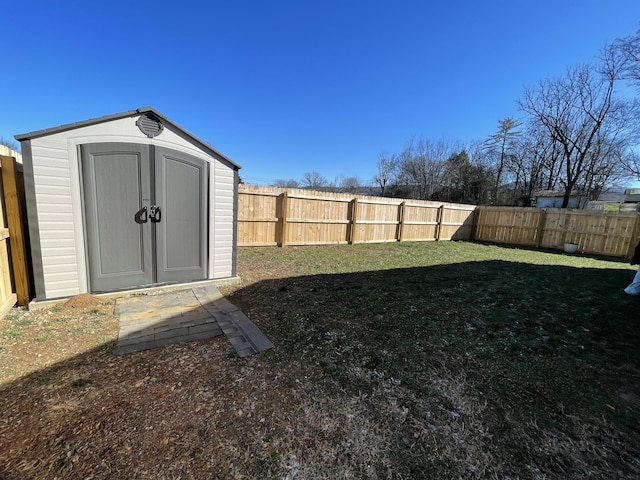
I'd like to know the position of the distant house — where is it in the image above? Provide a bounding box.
[586,188,640,212]
[619,188,640,212]
[623,188,640,203]
[534,190,584,208]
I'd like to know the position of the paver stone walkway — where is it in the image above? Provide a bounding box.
[113,285,273,357]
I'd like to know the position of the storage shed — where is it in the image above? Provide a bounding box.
[15,107,240,301]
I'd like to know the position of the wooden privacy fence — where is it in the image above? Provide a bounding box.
[238,186,640,259]
[474,206,640,258]
[237,185,476,246]
[0,155,30,316]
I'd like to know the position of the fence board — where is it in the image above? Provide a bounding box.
[0,155,24,315]
[474,206,640,258]
[2,155,30,305]
[0,228,16,318]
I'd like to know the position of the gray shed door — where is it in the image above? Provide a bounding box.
[81,143,208,292]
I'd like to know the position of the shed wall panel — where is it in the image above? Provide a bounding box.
[46,284,81,298]
[43,263,78,274]
[211,162,235,278]
[33,184,72,196]
[28,142,79,299]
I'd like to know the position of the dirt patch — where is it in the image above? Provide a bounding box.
[63,293,104,310]
[0,296,117,383]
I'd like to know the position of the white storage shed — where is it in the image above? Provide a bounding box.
[16,107,240,301]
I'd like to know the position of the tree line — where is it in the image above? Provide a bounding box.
[275,28,640,208]
[273,172,366,194]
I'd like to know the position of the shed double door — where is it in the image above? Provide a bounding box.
[81,143,208,292]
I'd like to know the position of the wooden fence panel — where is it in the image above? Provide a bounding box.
[401,203,439,241]
[286,194,351,245]
[0,214,16,317]
[473,207,543,246]
[474,206,640,258]
[237,189,279,246]
[541,209,638,256]
[439,205,477,241]
[1,156,29,306]
[355,199,402,243]
[0,155,28,316]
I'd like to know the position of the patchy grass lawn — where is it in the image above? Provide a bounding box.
[1,241,639,479]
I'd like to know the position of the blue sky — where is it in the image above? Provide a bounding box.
[1,1,639,186]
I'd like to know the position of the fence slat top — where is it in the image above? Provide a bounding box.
[287,193,353,203]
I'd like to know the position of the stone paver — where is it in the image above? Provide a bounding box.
[113,285,273,357]
[192,287,274,357]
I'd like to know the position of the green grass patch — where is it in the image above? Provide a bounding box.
[70,326,95,334]
[14,318,34,328]
[71,378,91,388]
[231,241,640,478]
[1,310,34,339]
[95,339,116,355]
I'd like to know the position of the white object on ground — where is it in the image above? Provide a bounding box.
[624,267,640,295]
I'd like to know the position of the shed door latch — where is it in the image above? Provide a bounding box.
[134,206,148,224]
[149,205,162,223]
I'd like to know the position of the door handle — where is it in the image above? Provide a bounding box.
[134,206,148,224]
[149,205,161,223]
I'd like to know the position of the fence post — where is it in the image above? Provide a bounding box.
[278,191,288,247]
[435,205,445,241]
[1,156,30,306]
[535,209,547,248]
[398,201,406,242]
[626,214,640,258]
[348,198,358,245]
[470,206,480,241]
[0,184,16,318]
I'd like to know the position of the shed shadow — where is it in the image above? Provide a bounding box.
[228,259,640,368]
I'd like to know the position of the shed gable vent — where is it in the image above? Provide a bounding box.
[136,113,164,138]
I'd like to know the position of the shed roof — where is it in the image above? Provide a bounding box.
[15,106,240,169]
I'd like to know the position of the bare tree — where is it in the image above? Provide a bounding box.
[504,124,559,205]
[0,138,20,152]
[301,171,328,190]
[612,28,640,87]
[508,138,542,205]
[397,136,453,200]
[374,152,398,196]
[508,126,561,194]
[335,175,361,194]
[519,54,623,207]
[610,29,640,179]
[273,179,300,188]
[623,150,640,180]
